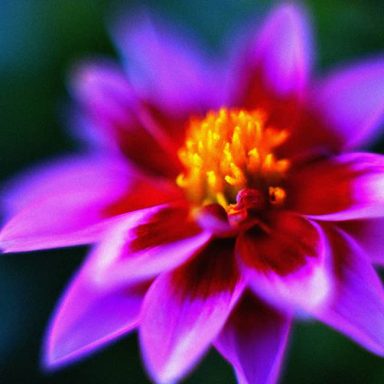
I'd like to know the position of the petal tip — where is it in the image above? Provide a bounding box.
[41,339,72,373]
[0,228,15,253]
[248,1,312,99]
[42,327,76,372]
[267,2,310,32]
[42,326,99,373]
[140,345,189,384]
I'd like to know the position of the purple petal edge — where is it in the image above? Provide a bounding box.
[43,254,146,370]
[315,57,384,149]
[215,294,291,384]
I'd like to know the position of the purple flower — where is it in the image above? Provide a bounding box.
[1,4,384,384]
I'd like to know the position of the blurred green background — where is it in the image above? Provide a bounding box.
[1,0,384,383]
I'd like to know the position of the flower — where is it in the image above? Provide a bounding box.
[1,3,384,384]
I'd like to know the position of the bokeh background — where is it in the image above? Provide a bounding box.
[1,0,384,383]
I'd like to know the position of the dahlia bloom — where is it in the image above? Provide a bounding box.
[2,3,384,383]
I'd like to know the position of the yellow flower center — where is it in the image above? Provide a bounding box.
[177,108,290,209]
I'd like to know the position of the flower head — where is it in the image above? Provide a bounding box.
[1,4,384,384]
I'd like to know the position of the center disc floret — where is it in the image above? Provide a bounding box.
[177,108,289,208]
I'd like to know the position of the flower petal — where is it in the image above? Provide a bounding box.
[235,4,312,108]
[338,218,384,266]
[237,212,331,312]
[315,58,384,149]
[88,204,211,290]
[140,239,244,384]
[215,292,291,384]
[290,153,384,221]
[0,156,179,252]
[44,255,148,369]
[195,204,234,236]
[113,11,221,114]
[71,61,181,178]
[311,227,384,356]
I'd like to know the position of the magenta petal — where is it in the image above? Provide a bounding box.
[215,293,291,384]
[140,240,244,383]
[44,255,147,369]
[0,156,131,252]
[239,217,331,313]
[113,11,221,114]
[291,153,384,221]
[71,62,181,178]
[315,58,384,148]
[71,61,138,149]
[238,3,311,102]
[255,4,311,96]
[312,228,384,355]
[88,204,211,289]
[338,218,384,266]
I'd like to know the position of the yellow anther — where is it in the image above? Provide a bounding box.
[176,108,290,207]
[276,159,290,172]
[216,192,228,209]
[269,186,287,205]
[176,174,186,188]
[263,153,274,170]
[207,171,219,191]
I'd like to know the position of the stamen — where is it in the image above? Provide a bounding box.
[177,108,289,208]
[269,187,287,205]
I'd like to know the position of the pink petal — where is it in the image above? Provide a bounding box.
[194,204,234,236]
[237,213,331,312]
[2,155,125,215]
[88,204,211,290]
[290,153,384,221]
[44,254,148,369]
[215,292,291,384]
[113,11,221,115]
[0,156,127,251]
[315,58,384,149]
[311,227,384,356]
[235,4,312,109]
[140,239,244,383]
[0,156,179,252]
[71,61,181,178]
[338,218,384,266]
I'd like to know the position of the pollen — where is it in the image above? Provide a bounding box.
[177,108,290,208]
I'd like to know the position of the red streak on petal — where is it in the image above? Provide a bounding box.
[279,108,341,162]
[171,238,239,299]
[237,67,302,133]
[130,205,201,252]
[115,120,181,178]
[146,103,189,149]
[237,213,318,275]
[195,204,234,236]
[103,180,183,218]
[288,157,364,216]
[226,290,284,331]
